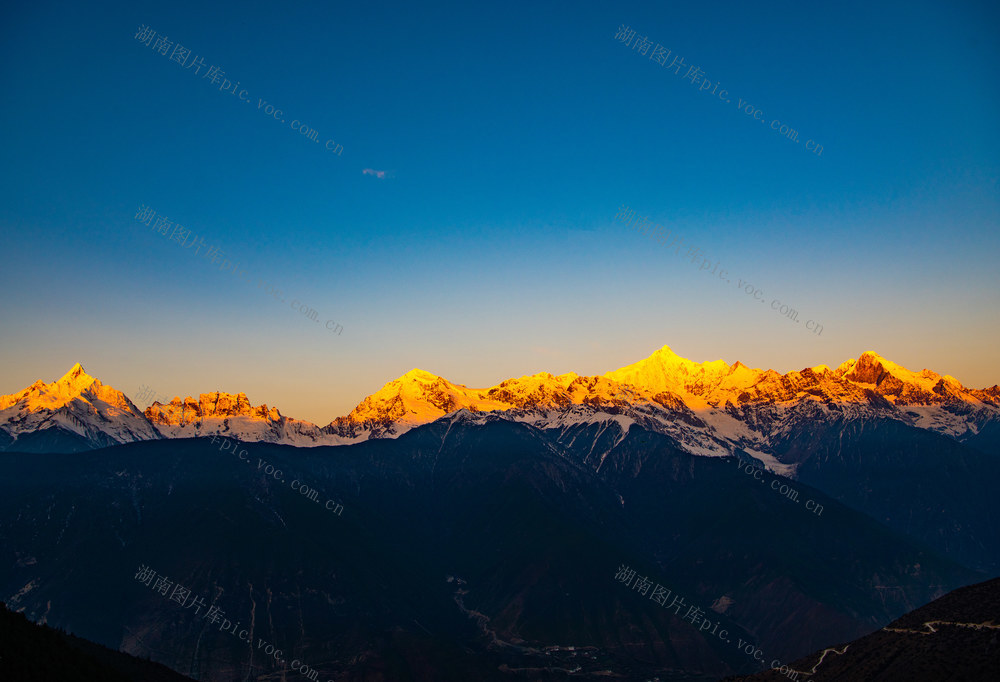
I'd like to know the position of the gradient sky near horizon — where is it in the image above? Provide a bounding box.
[1,0,998,424]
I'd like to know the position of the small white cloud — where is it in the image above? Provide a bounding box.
[362,168,387,179]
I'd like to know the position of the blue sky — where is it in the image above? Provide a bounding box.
[1,0,998,423]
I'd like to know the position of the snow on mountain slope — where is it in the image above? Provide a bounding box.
[144,392,357,447]
[0,364,160,449]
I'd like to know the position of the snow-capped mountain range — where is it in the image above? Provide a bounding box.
[3,346,998,470]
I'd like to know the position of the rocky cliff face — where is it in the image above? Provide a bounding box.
[144,392,279,425]
[144,391,354,447]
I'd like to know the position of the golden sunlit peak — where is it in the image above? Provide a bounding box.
[648,345,725,370]
[58,362,90,383]
[398,368,441,382]
[858,350,888,362]
[852,351,900,374]
[54,363,98,394]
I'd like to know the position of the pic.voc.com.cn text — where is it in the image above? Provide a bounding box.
[134,204,345,337]
[615,205,824,337]
[133,24,343,158]
[613,24,824,158]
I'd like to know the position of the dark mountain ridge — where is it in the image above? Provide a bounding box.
[0,417,986,680]
[724,576,1000,681]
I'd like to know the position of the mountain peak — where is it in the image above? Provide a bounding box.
[650,344,685,362]
[848,351,892,380]
[61,362,85,377]
[0,363,158,448]
[399,368,441,382]
[839,351,967,399]
[57,362,94,387]
[45,363,100,401]
[858,350,890,364]
[604,345,738,400]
